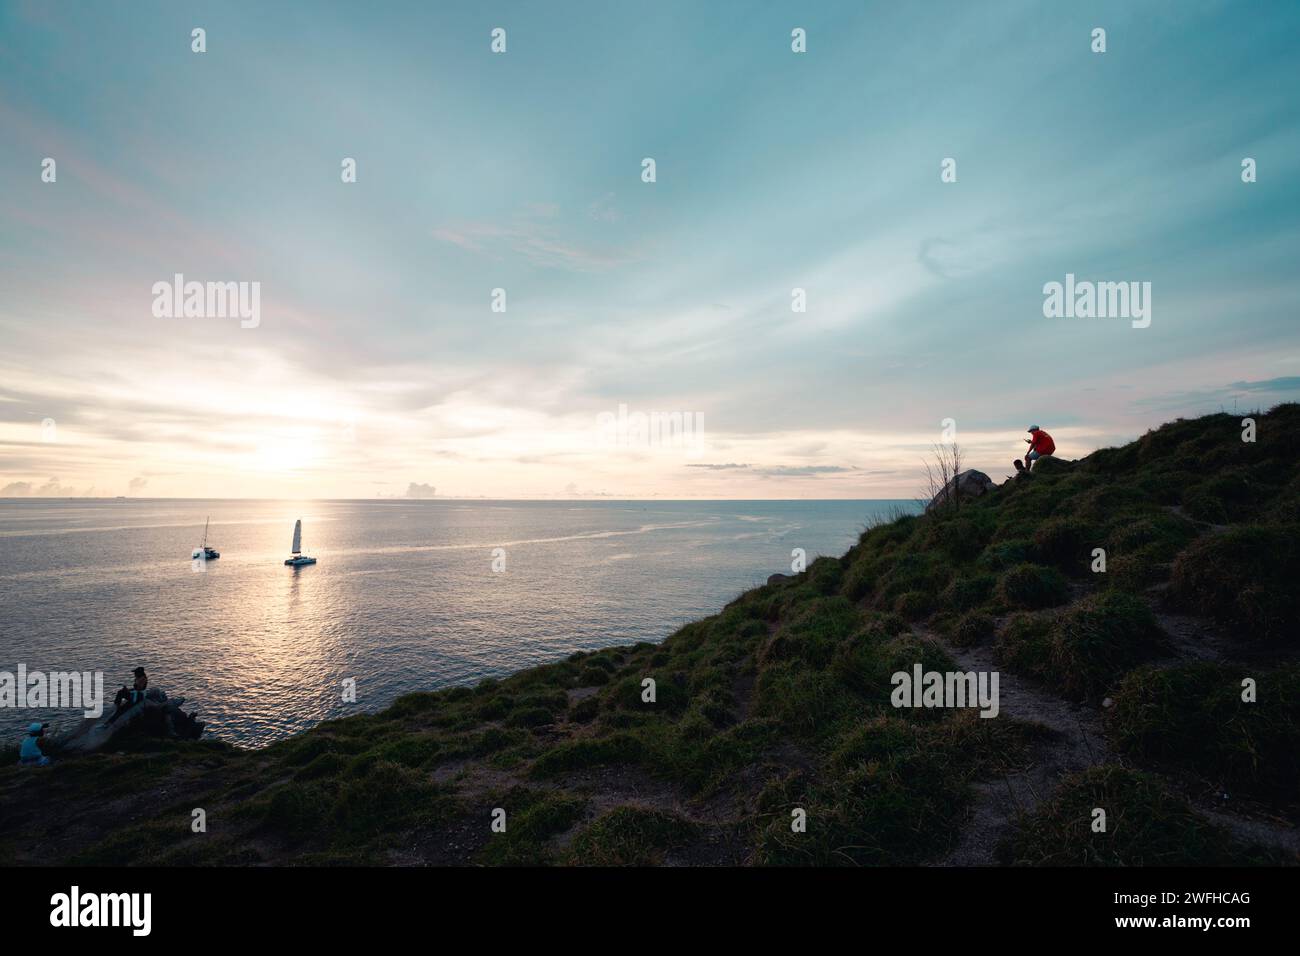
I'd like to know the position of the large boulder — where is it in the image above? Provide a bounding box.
[926,469,994,513]
[59,687,205,753]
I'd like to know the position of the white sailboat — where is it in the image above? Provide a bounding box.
[284,518,317,567]
[191,516,220,561]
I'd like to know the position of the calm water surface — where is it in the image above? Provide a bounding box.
[0,499,913,746]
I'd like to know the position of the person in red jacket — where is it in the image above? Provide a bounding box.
[1020,425,1055,472]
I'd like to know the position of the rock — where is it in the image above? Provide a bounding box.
[767,573,792,586]
[60,687,205,753]
[925,469,995,513]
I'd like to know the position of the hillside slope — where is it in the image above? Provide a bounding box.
[2,406,1298,866]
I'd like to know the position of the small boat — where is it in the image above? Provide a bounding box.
[191,516,220,561]
[284,518,317,567]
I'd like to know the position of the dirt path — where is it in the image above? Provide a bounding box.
[918,628,1111,865]
[922,582,1299,864]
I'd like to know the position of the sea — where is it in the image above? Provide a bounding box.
[0,498,915,747]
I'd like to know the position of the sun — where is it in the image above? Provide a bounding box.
[252,437,317,473]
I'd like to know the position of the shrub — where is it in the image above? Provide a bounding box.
[994,612,1055,675]
[294,752,349,781]
[1205,472,1254,509]
[1272,473,1300,523]
[262,781,334,841]
[759,597,862,668]
[756,713,1038,866]
[577,666,612,686]
[805,556,844,595]
[875,553,953,605]
[755,662,859,737]
[1029,456,1073,477]
[475,696,512,720]
[1110,663,1300,809]
[978,539,1032,571]
[940,573,996,612]
[893,590,934,620]
[1132,468,1196,505]
[1167,524,1300,643]
[859,611,911,640]
[368,735,440,769]
[1184,490,1228,524]
[921,513,994,562]
[997,563,1069,609]
[828,633,956,716]
[1031,517,1095,571]
[1104,513,1197,558]
[858,514,918,551]
[507,707,554,729]
[1049,593,1166,699]
[840,558,877,601]
[473,727,527,755]
[1104,550,1167,593]
[332,761,445,839]
[529,733,646,777]
[952,612,996,648]
[384,692,443,717]
[1084,443,1140,475]
[996,594,1165,700]
[565,807,698,866]
[479,791,587,865]
[569,696,600,723]
[1000,766,1270,865]
[1071,484,1149,524]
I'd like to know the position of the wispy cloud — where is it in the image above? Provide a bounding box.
[431,206,638,272]
[1,1,1297,498]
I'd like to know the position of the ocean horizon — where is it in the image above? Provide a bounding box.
[0,497,915,747]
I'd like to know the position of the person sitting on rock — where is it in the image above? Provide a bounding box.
[1017,425,1055,472]
[108,666,148,723]
[19,722,50,767]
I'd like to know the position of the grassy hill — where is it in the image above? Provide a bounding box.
[3,406,1298,866]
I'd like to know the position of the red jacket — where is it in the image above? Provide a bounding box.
[1029,430,1056,455]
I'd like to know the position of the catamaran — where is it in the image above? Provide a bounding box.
[284,518,317,567]
[191,516,220,561]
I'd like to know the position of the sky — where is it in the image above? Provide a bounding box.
[1,0,1298,499]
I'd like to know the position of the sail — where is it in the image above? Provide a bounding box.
[202,517,210,548]
[291,519,302,555]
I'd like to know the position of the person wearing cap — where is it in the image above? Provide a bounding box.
[18,722,50,767]
[108,667,148,723]
[1021,425,1056,471]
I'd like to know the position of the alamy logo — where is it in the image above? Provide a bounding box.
[1042,273,1151,328]
[151,273,261,328]
[595,403,705,450]
[891,664,1000,718]
[50,886,151,936]
[0,665,104,717]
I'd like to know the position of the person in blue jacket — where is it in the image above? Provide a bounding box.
[19,722,50,767]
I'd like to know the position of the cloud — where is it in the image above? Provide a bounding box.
[753,465,859,477]
[587,192,620,223]
[685,462,863,479]
[128,476,148,492]
[917,237,989,279]
[1134,378,1300,414]
[405,482,436,499]
[1,476,82,496]
[3,2,1298,500]
[430,205,637,273]
[1229,377,1300,393]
